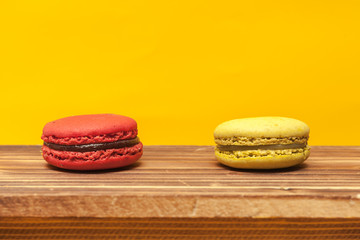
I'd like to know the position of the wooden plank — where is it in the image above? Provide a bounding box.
[0,146,360,218]
[0,218,360,240]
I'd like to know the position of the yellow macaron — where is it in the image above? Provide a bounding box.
[214,117,310,169]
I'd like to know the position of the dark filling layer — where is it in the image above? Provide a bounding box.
[44,137,140,152]
[217,143,306,151]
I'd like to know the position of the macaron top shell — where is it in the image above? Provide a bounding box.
[214,117,309,138]
[42,114,137,138]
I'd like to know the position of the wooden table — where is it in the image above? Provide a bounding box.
[1,145,360,239]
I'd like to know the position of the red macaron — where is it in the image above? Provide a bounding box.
[41,114,143,170]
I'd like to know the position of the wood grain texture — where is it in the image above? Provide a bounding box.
[0,146,360,218]
[1,218,360,240]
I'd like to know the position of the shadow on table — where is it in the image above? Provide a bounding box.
[216,162,309,173]
[45,161,142,174]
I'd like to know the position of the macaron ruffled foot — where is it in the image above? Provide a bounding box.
[214,117,310,169]
[41,114,143,171]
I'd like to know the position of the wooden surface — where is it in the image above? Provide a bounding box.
[1,145,360,239]
[1,218,360,240]
[1,145,360,218]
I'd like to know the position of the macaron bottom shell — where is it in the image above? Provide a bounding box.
[215,147,310,169]
[42,143,143,171]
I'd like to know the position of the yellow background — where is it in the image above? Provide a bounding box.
[1,1,359,145]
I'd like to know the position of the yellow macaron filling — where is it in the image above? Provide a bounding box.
[217,143,307,151]
[215,145,310,158]
[215,136,308,146]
